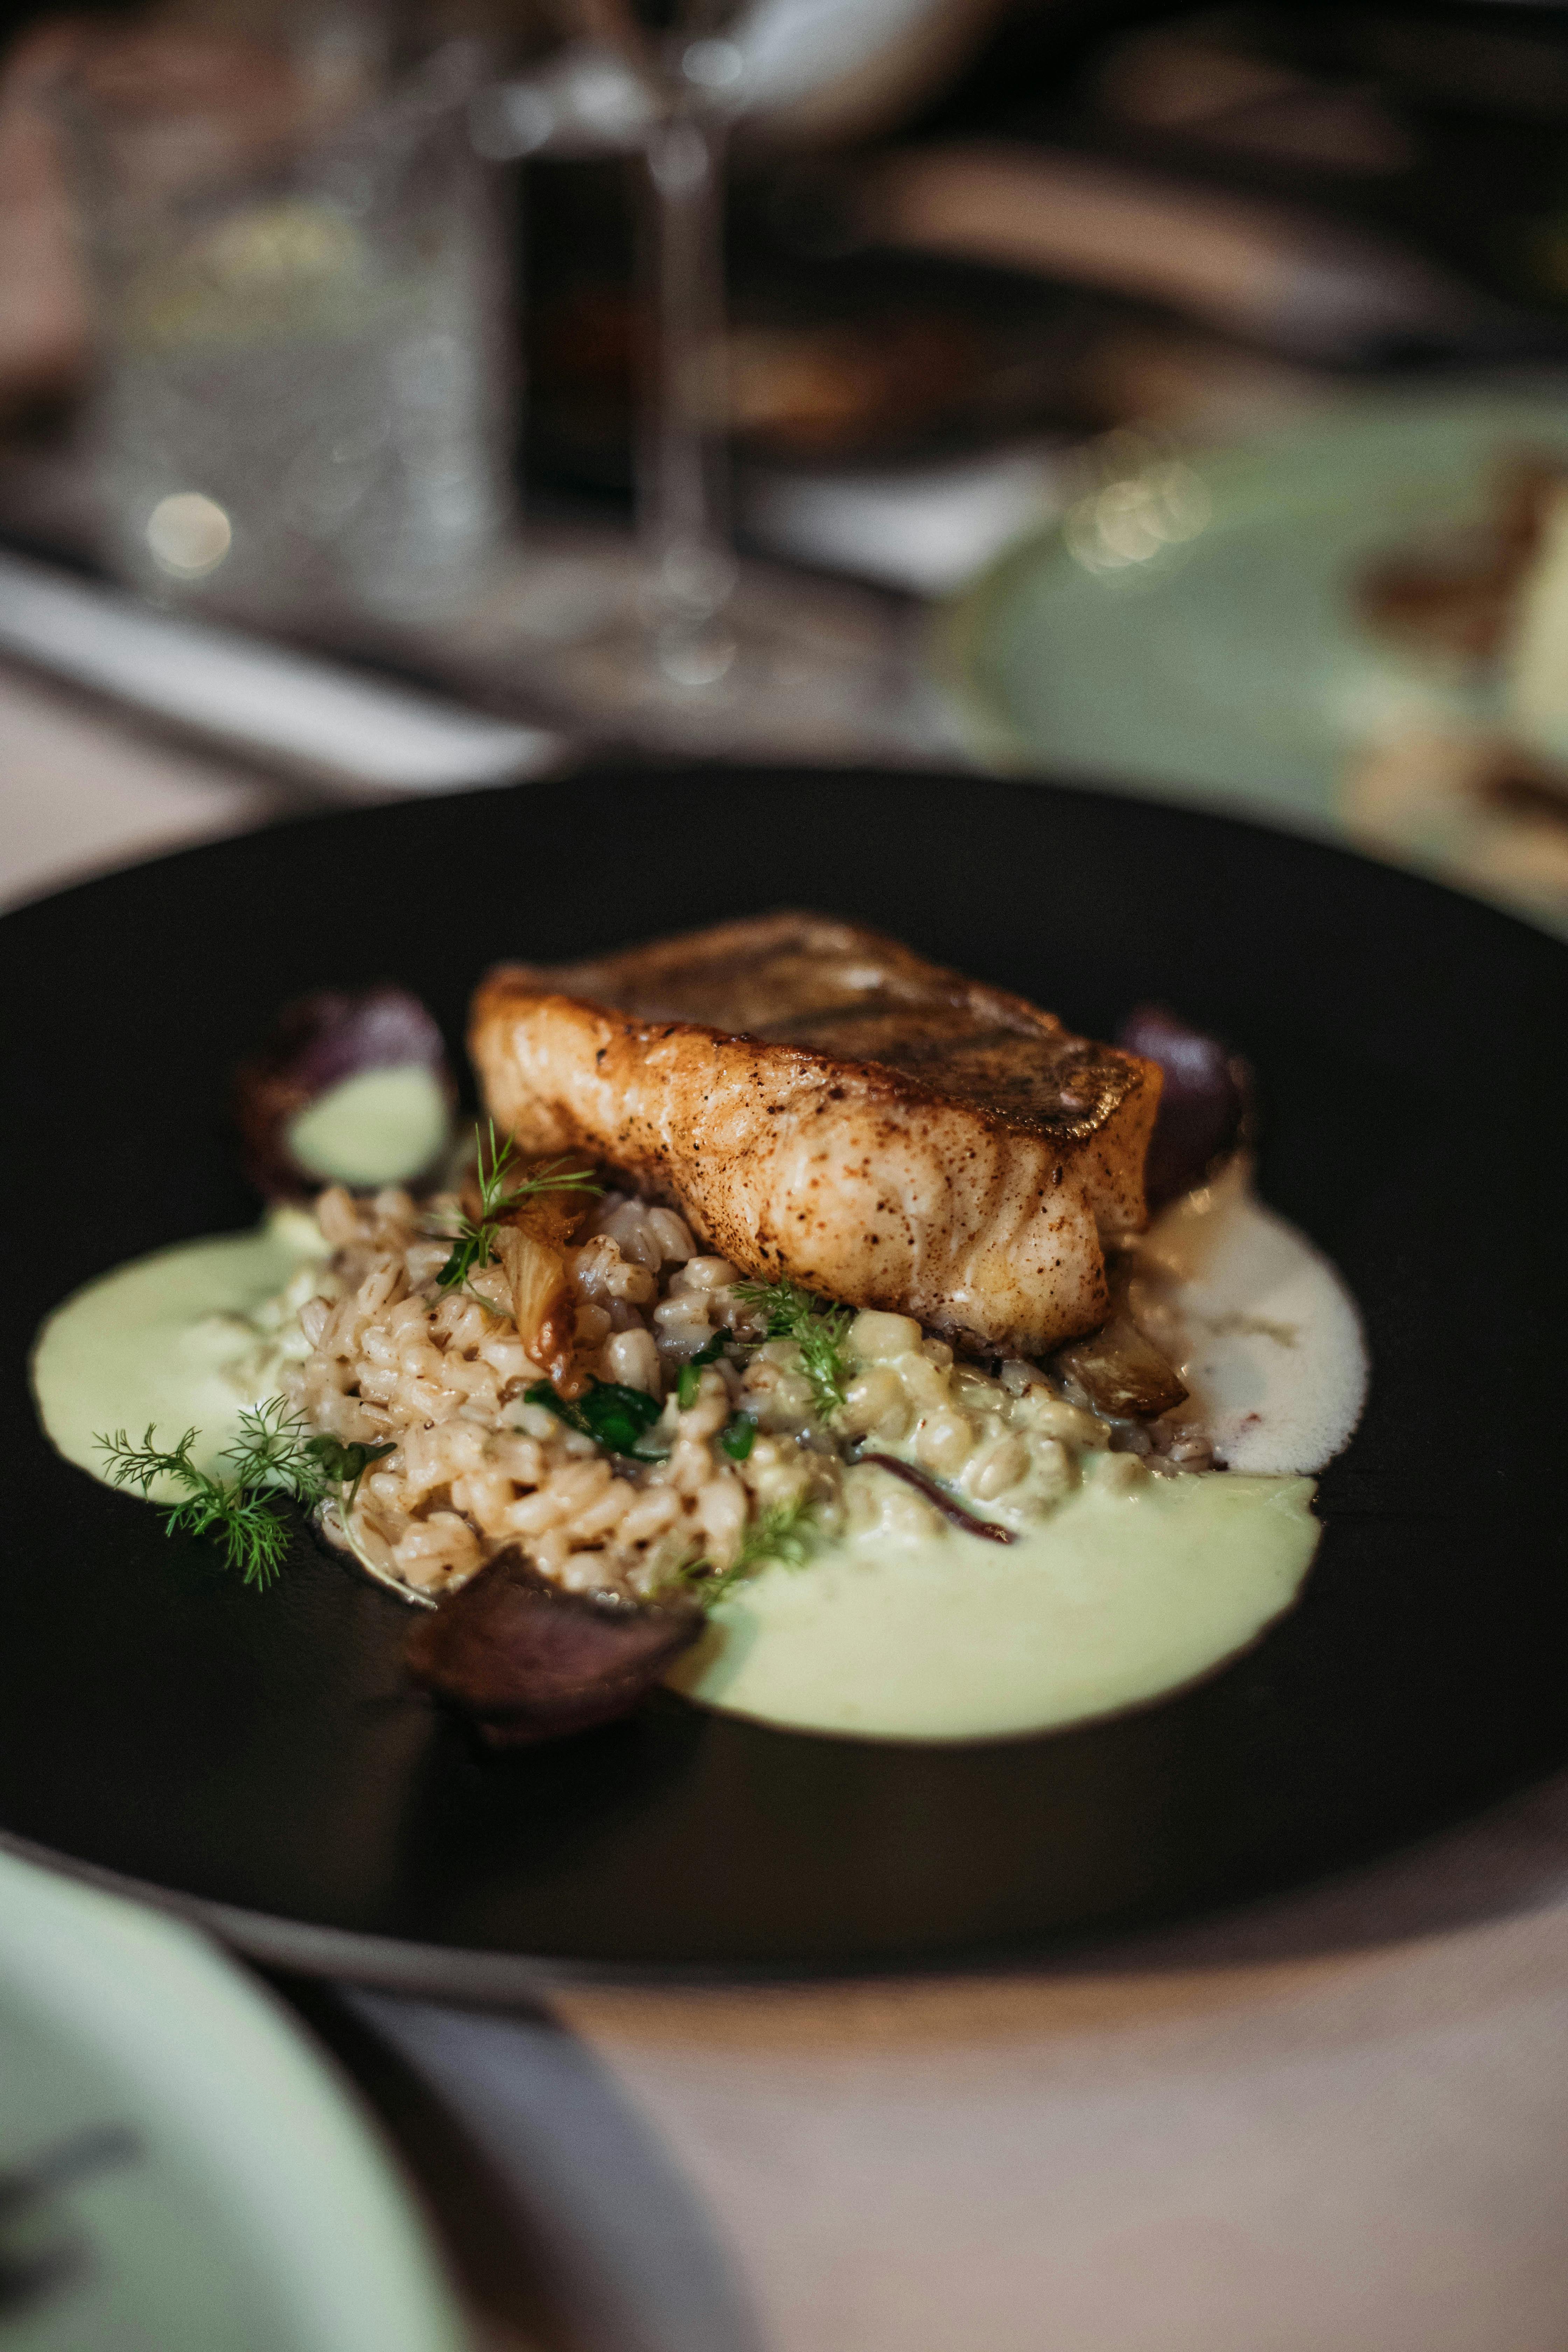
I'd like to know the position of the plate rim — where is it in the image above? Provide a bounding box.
[0,1840,470,2346]
[932,371,1568,786]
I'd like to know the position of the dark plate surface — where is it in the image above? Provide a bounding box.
[4,763,1567,1987]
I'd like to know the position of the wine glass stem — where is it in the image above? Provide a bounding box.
[640,105,737,683]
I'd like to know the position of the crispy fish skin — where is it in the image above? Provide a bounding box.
[470,918,1160,1357]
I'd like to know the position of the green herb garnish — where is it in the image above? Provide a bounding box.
[301,1432,399,1514]
[679,1495,822,1605]
[719,1412,756,1461]
[732,1276,851,1422]
[524,1377,668,1460]
[97,1399,395,1587]
[437,1122,602,1293]
[676,1332,728,1411]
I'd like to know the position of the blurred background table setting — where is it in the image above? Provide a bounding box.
[7,3,1568,2350]
[5,0,1568,849]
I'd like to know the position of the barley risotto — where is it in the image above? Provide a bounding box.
[259,1175,1223,1605]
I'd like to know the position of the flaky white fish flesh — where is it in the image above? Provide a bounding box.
[470,913,1160,1356]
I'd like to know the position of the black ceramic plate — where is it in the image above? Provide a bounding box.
[5,764,1567,1989]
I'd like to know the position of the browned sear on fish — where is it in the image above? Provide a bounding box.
[470,912,1161,1358]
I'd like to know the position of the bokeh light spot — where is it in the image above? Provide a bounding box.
[146,492,233,578]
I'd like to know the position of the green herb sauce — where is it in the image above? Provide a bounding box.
[666,1468,1319,1741]
[30,1211,326,1497]
[287,1065,449,1189]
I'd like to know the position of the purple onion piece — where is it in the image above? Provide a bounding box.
[858,1453,1017,1543]
[233,985,456,1202]
[1117,1003,1253,1210]
[405,1549,702,1748]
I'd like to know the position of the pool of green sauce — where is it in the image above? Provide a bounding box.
[32,1219,1321,1743]
[667,1469,1317,1740]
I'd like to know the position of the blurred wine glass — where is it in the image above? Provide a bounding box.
[473,0,1004,741]
[583,0,751,690]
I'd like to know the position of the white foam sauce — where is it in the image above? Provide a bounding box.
[30,1165,1368,1746]
[1134,1155,1368,1477]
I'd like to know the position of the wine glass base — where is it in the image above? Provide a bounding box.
[437,530,945,761]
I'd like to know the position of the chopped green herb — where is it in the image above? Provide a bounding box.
[732,1276,851,1421]
[96,1399,393,1588]
[303,1433,398,1513]
[581,1382,666,1456]
[524,1377,668,1460]
[436,1122,602,1293]
[676,1329,729,1412]
[523,1378,578,1430]
[720,1412,756,1461]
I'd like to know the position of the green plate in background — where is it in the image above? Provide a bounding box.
[0,1848,468,2352]
[939,382,1568,841]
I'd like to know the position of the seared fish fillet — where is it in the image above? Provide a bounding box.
[470,913,1160,1356]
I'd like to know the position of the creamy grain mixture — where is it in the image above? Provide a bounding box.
[235,1176,1214,1605]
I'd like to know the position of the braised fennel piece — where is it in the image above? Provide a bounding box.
[436,1121,601,1295]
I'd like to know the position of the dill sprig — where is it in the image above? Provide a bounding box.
[99,1421,296,1587]
[436,1121,602,1293]
[221,1394,329,1504]
[677,1495,824,1607]
[732,1276,851,1422]
[97,1400,394,1589]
